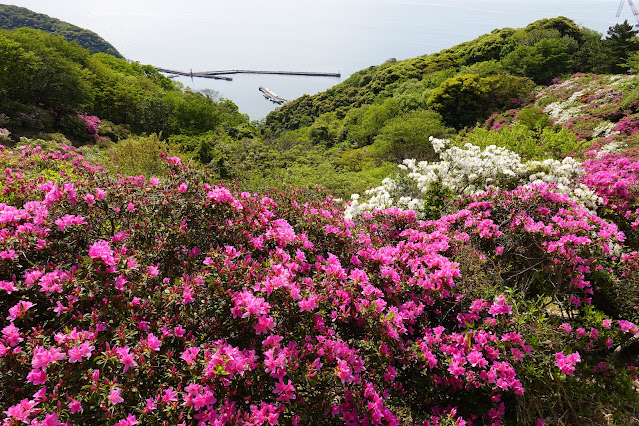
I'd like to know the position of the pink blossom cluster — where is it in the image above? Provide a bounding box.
[614,114,639,136]
[555,351,581,376]
[581,151,639,235]
[0,143,637,425]
[78,115,101,139]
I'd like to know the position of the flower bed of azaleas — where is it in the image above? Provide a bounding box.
[1,143,638,425]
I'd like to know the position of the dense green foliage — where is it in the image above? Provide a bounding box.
[0,28,249,143]
[226,17,639,198]
[263,17,638,134]
[0,4,122,57]
[2,15,639,202]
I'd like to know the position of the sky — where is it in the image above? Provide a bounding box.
[1,0,630,118]
[1,0,628,71]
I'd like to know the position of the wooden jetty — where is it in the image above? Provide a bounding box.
[259,86,288,104]
[154,67,341,80]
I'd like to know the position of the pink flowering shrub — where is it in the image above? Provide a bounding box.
[615,114,639,137]
[581,150,639,254]
[0,142,637,425]
[78,115,101,140]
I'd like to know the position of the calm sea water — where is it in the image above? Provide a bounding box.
[4,0,629,119]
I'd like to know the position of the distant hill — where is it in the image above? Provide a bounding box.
[0,4,122,57]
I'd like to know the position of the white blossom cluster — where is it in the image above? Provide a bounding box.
[592,121,616,138]
[609,74,634,86]
[543,89,588,124]
[598,141,627,155]
[543,75,633,125]
[345,137,600,220]
[0,128,10,143]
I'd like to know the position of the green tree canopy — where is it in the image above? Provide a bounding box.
[604,20,639,73]
[372,109,448,162]
[0,28,91,109]
[501,38,573,81]
[426,74,488,128]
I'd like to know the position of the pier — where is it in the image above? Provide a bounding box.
[155,67,341,81]
[154,67,233,81]
[199,69,341,78]
[259,86,288,104]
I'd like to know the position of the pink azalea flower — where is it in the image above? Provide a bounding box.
[555,351,581,376]
[0,249,18,259]
[7,300,35,320]
[67,346,84,363]
[83,193,95,205]
[180,347,200,365]
[26,369,47,385]
[0,280,17,293]
[467,350,487,368]
[68,399,82,414]
[161,387,178,404]
[146,333,162,351]
[298,295,319,312]
[488,294,512,315]
[115,346,138,372]
[32,412,61,426]
[115,414,138,426]
[143,398,157,413]
[618,320,638,333]
[336,359,355,384]
[88,241,116,266]
[254,316,276,334]
[95,188,106,200]
[2,323,23,346]
[558,323,572,335]
[273,379,296,403]
[107,388,124,405]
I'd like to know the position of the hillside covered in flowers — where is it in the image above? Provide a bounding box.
[1,13,639,426]
[0,125,638,425]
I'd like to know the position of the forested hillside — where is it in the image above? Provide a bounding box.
[3,17,638,198]
[211,17,637,197]
[0,27,252,171]
[0,4,122,57]
[263,17,635,135]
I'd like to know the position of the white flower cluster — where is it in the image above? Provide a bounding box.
[543,88,588,124]
[0,128,10,143]
[591,121,616,138]
[598,141,626,155]
[543,75,633,125]
[345,137,600,220]
[609,74,634,86]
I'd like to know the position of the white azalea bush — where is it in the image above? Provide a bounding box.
[346,137,600,219]
[0,128,10,143]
